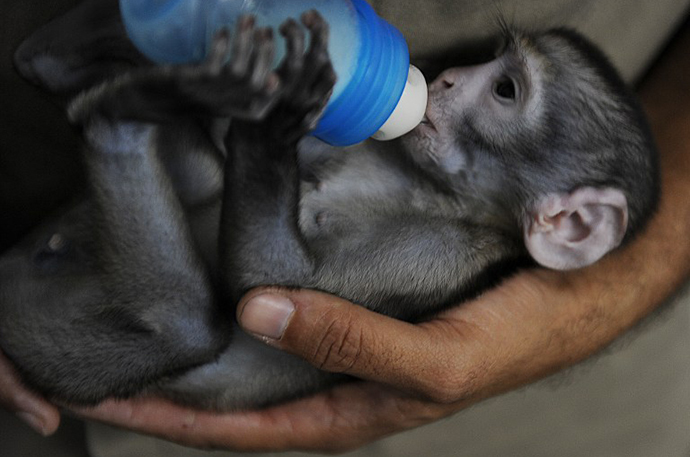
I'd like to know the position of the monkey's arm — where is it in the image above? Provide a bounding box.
[218,13,335,299]
[220,132,313,297]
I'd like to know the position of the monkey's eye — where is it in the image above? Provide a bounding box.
[493,77,517,102]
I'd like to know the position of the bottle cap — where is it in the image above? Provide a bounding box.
[371,65,428,141]
[311,0,412,146]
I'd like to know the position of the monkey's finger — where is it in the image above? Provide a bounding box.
[229,15,256,79]
[249,28,277,91]
[301,10,329,60]
[278,18,305,84]
[288,10,333,109]
[206,28,232,75]
[0,350,60,436]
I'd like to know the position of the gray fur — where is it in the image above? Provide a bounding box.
[0,1,658,410]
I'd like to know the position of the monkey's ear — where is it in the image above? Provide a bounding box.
[524,187,628,270]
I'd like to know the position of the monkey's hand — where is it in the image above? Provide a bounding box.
[170,16,282,121]
[68,16,281,126]
[275,12,336,143]
[234,11,336,147]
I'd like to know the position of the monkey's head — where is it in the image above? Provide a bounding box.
[401,27,659,270]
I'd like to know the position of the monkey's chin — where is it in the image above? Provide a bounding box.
[416,124,437,136]
[398,129,436,161]
[404,123,437,146]
[418,115,437,131]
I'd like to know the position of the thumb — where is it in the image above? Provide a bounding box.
[236,287,472,403]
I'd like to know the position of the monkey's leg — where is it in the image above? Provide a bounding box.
[34,85,235,404]
[81,115,231,401]
[80,119,212,296]
[0,111,230,405]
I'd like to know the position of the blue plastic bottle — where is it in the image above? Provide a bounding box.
[119,0,427,146]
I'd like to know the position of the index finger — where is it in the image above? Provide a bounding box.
[72,381,452,454]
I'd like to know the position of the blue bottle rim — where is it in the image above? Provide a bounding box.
[311,0,410,146]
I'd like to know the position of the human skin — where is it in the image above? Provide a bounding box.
[3,20,690,453]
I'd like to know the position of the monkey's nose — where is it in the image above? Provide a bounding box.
[441,78,455,89]
[429,69,460,91]
[430,77,455,91]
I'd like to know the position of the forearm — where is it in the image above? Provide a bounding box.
[220,129,313,298]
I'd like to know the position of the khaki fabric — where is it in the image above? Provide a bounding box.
[373,0,690,83]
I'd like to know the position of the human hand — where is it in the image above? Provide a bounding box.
[0,349,60,436]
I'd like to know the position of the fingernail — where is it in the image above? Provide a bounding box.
[240,294,295,339]
[16,411,49,436]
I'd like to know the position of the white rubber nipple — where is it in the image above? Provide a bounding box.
[371,65,428,141]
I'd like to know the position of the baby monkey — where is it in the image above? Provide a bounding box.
[0,5,658,411]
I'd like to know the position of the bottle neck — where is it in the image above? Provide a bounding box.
[311,0,414,146]
[371,65,428,141]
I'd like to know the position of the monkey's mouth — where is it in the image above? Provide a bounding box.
[419,115,437,132]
